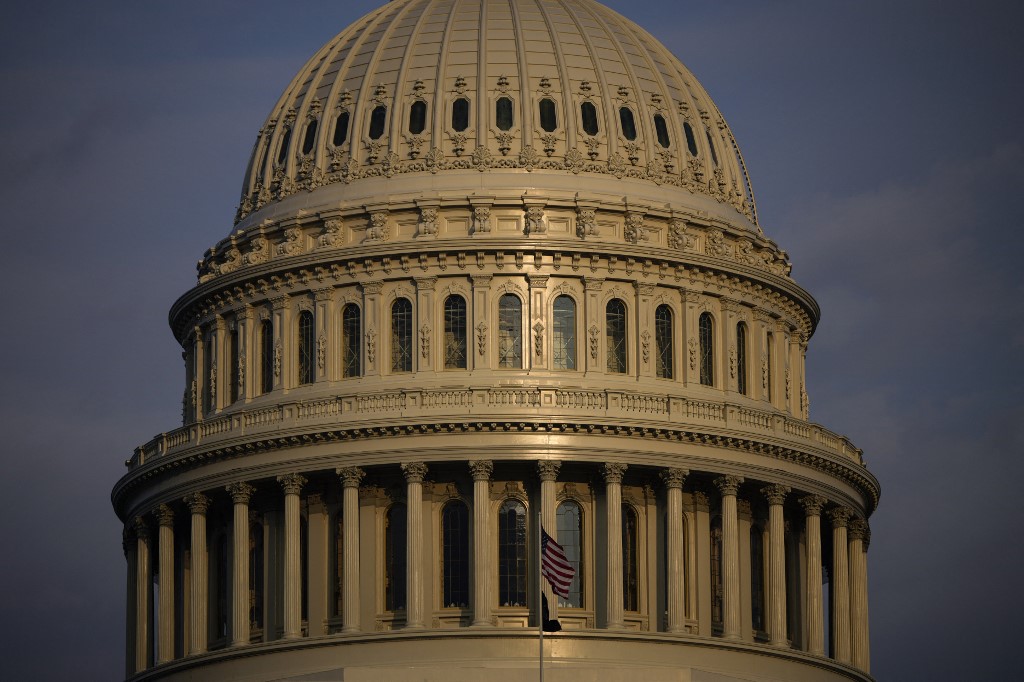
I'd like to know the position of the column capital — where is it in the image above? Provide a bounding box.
[799,494,828,516]
[156,504,175,528]
[602,462,628,484]
[226,481,256,504]
[133,515,150,540]
[760,483,791,506]
[401,461,428,483]
[270,295,290,310]
[336,467,366,488]
[848,518,869,542]
[468,459,494,481]
[660,467,689,489]
[537,460,561,482]
[827,505,854,528]
[713,474,744,496]
[183,492,211,514]
[278,473,308,495]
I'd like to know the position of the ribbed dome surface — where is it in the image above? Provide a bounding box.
[236,0,757,231]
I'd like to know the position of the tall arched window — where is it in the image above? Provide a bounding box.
[444,295,467,370]
[699,312,714,386]
[556,500,583,608]
[710,516,723,631]
[498,499,528,607]
[250,517,264,634]
[203,332,214,414]
[228,328,239,404]
[497,294,522,369]
[655,304,673,379]
[766,333,775,402]
[552,295,576,370]
[606,299,627,374]
[385,504,407,611]
[751,525,766,633]
[297,310,314,385]
[736,322,748,396]
[391,299,413,373]
[441,500,470,608]
[623,504,639,611]
[341,303,361,378]
[260,319,273,394]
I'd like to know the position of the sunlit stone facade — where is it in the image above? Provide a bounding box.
[112,1,879,680]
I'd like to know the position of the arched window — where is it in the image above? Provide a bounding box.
[301,118,318,155]
[408,100,426,135]
[496,97,514,131]
[341,303,361,378]
[622,504,639,611]
[580,101,599,136]
[498,499,528,607]
[556,500,583,608]
[228,328,239,404]
[751,525,766,633]
[552,295,576,370]
[297,310,314,385]
[606,299,627,374]
[452,97,470,132]
[444,295,467,370]
[683,121,698,156]
[385,504,407,611]
[250,517,265,634]
[276,128,292,165]
[619,107,637,140]
[699,312,714,386]
[259,319,273,394]
[539,98,557,132]
[332,110,350,147]
[654,113,670,148]
[736,322,748,396]
[203,332,214,414]
[391,299,413,373]
[368,105,387,140]
[705,128,719,167]
[710,516,723,630]
[333,511,343,617]
[441,500,470,608]
[497,294,522,369]
[766,333,775,402]
[655,304,673,379]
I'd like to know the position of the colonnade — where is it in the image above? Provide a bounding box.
[123,460,871,676]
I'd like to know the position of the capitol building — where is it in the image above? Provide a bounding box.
[111,1,879,680]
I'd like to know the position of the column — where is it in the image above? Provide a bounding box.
[278,473,307,638]
[469,460,494,627]
[714,475,744,640]
[123,527,137,677]
[156,504,175,664]
[226,482,255,646]
[799,495,827,656]
[133,516,151,673]
[603,462,627,629]
[337,467,365,633]
[401,462,428,629]
[828,506,853,663]
[183,493,210,655]
[538,460,561,621]
[761,484,790,647]
[661,468,688,633]
[849,518,870,671]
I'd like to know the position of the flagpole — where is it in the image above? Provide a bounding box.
[538,508,544,682]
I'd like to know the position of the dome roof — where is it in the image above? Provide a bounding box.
[235,0,758,233]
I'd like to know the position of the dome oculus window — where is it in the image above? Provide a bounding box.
[619,107,637,140]
[368,105,387,140]
[332,111,350,146]
[301,119,318,155]
[496,97,514,131]
[683,121,698,157]
[451,97,470,132]
[654,114,670,148]
[539,98,557,132]
[408,100,426,135]
[581,101,599,136]
[276,128,292,165]
[705,129,719,166]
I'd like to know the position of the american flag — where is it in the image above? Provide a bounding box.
[541,528,576,600]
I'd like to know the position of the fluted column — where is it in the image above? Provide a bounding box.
[401,462,428,629]
[156,505,175,663]
[603,462,627,629]
[336,467,364,633]
[799,495,827,655]
[538,460,561,618]
[661,468,688,633]
[828,506,853,663]
[133,517,151,673]
[469,460,494,627]
[226,482,255,646]
[761,484,790,647]
[849,518,870,671]
[714,475,744,640]
[278,474,306,638]
[183,493,210,654]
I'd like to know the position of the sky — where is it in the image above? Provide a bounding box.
[0,0,1021,679]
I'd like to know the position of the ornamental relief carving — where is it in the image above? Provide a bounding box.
[366,327,377,364]
[475,321,488,356]
[588,324,600,360]
[419,324,431,359]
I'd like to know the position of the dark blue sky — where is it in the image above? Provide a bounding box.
[1,1,1021,679]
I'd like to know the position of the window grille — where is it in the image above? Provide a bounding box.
[341,304,361,377]
[444,295,467,369]
[391,299,413,373]
[497,294,522,368]
[553,295,576,370]
[655,305,673,379]
[498,499,528,607]
[606,299,627,373]
[297,310,314,385]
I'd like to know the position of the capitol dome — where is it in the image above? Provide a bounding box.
[113,1,878,681]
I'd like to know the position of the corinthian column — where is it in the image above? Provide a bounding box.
[603,462,627,629]
[156,504,175,664]
[336,467,365,633]
[761,484,790,647]
[278,474,307,639]
[799,495,827,655]
[538,460,562,618]
[661,468,688,633]
[714,475,744,640]
[133,517,151,673]
[828,506,854,663]
[848,518,870,671]
[183,493,210,655]
[469,460,494,627]
[226,482,255,646]
[401,462,428,629]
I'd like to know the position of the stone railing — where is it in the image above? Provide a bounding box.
[129,386,863,469]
